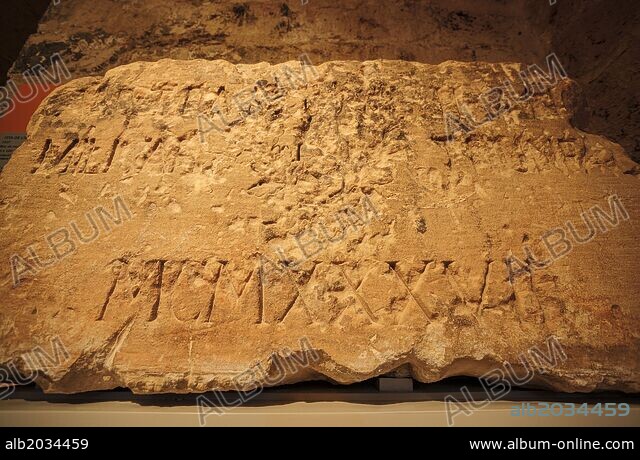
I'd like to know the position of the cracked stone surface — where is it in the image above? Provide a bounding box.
[0,59,639,393]
[9,0,548,77]
[9,0,639,160]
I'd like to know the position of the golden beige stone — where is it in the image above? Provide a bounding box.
[0,59,638,393]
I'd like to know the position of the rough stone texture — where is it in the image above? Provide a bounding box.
[0,59,639,394]
[8,0,639,161]
[9,0,548,75]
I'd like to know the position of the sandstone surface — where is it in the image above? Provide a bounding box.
[0,59,638,393]
[9,0,639,160]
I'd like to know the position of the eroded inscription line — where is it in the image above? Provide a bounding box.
[147,260,165,322]
[389,264,432,322]
[340,266,377,322]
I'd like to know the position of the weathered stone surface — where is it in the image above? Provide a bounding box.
[9,0,639,160]
[9,0,548,77]
[0,59,638,393]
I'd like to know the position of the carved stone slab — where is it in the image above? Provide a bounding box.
[1,59,638,393]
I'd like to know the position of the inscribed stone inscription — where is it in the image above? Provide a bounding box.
[0,59,638,393]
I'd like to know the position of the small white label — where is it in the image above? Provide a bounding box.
[0,132,27,170]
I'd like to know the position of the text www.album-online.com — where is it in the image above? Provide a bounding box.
[469,438,635,451]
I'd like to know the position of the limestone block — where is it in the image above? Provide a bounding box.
[0,59,638,393]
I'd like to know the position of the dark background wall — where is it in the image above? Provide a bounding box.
[0,0,50,86]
